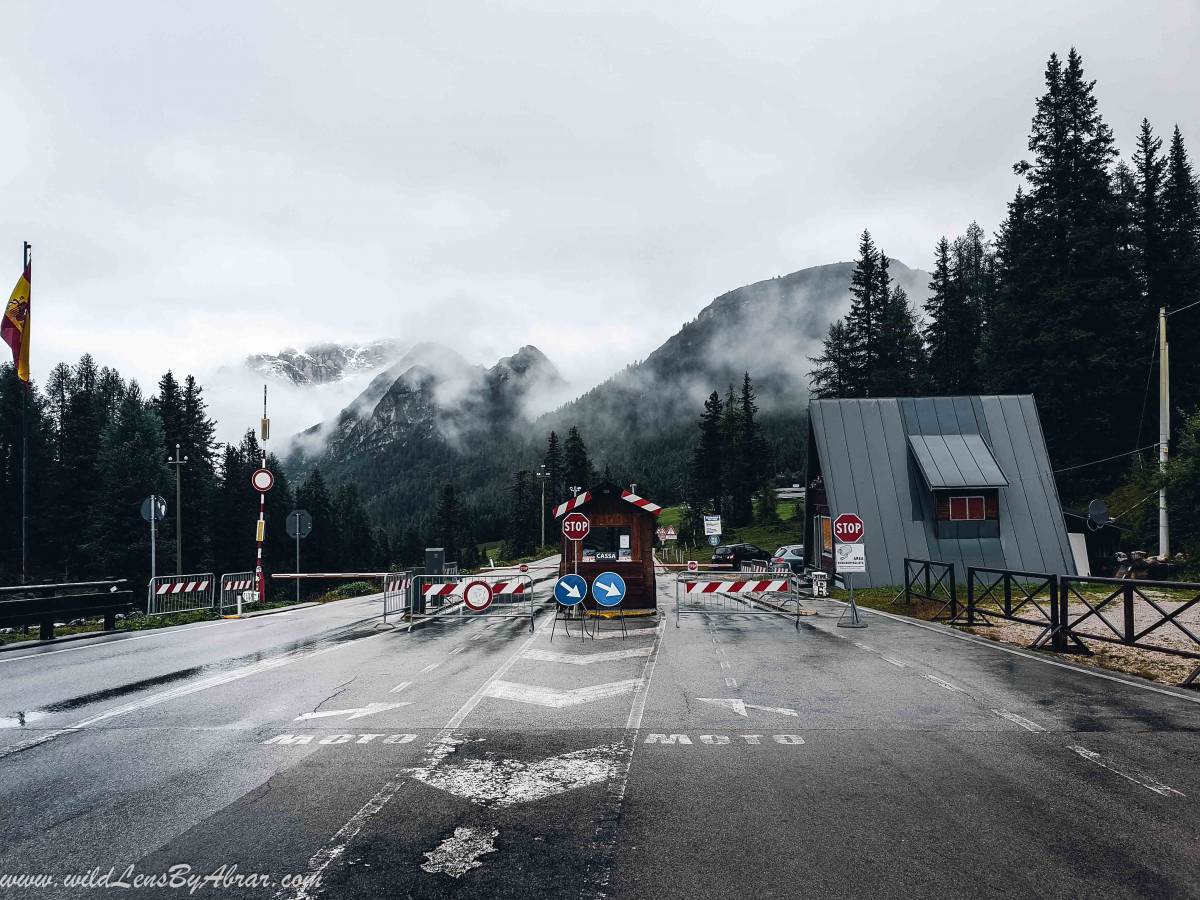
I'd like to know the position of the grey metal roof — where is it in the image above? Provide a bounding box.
[807,395,1075,588]
[908,433,1008,489]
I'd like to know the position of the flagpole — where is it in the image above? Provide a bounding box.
[20,241,30,585]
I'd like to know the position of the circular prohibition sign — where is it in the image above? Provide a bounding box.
[462,579,494,613]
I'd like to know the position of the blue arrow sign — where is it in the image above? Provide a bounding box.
[591,571,626,607]
[554,574,587,607]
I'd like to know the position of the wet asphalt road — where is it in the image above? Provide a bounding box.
[1,571,1199,899]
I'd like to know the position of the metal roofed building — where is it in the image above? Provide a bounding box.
[805,396,1076,587]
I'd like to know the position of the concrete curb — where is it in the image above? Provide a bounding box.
[232,601,322,619]
[0,628,119,653]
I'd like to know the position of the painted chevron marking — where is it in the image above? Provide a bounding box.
[696,697,798,718]
[522,648,653,665]
[484,679,643,708]
[295,702,410,722]
[411,744,621,807]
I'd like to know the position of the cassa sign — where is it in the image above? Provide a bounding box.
[462,580,493,612]
[562,512,591,541]
[833,513,865,543]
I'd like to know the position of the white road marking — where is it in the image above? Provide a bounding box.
[695,698,798,718]
[852,642,876,652]
[522,648,652,665]
[591,627,657,640]
[450,647,464,655]
[420,827,499,879]
[991,709,1047,732]
[420,663,440,674]
[880,656,907,668]
[724,677,737,688]
[389,681,413,694]
[1068,745,1185,797]
[294,702,410,722]
[411,744,621,807]
[921,673,965,693]
[484,678,643,708]
[719,660,731,670]
[277,616,549,900]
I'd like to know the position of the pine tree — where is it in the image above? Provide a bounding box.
[562,426,593,491]
[808,320,855,398]
[925,226,989,395]
[874,284,927,396]
[1161,126,1200,415]
[433,483,463,561]
[296,468,336,574]
[991,48,1141,488]
[1133,120,1168,315]
[504,470,537,558]
[724,373,764,527]
[690,391,725,513]
[844,230,882,396]
[333,482,374,571]
[542,431,564,505]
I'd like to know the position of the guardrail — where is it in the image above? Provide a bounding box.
[903,558,959,621]
[1060,575,1200,685]
[966,566,1066,652]
[0,579,135,640]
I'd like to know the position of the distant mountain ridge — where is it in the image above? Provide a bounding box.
[246,339,407,385]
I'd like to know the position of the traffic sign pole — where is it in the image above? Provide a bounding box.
[833,512,867,628]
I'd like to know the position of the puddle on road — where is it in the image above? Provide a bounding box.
[22,623,383,721]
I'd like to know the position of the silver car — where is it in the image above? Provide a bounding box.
[772,544,806,574]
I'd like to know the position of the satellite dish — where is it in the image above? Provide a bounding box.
[1086,499,1113,531]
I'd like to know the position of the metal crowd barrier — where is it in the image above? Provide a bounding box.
[674,570,804,629]
[410,572,536,632]
[147,573,216,616]
[380,570,412,625]
[219,571,257,614]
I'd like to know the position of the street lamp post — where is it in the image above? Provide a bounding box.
[166,444,188,575]
[535,464,550,548]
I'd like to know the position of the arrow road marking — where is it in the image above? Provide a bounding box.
[522,648,652,665]
[411,744,621,807]
[696,698,798,718]
[484,679,643,708]
[295,702,410,722]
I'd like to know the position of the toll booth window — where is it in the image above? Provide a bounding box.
[581,526,633,562]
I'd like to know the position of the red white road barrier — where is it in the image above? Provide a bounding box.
[552,492,592,518]
[155,579,211,595]
[685,580,790,594]
[421,580,529,597]
[621,489,663,516]
[553,489,665,519]
[384,576,410,593]
[222,579,254,592]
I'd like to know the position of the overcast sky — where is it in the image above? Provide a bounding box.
[1,1,1196,438]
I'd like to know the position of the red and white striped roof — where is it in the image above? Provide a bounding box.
[552,487,663,518]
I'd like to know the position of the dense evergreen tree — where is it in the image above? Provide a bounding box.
[808,320,855,399]
[562,426,593,492]
[433,483,464,561]
[503,470,537,558]
[1132,120,1168,316]
[333,482,375,571]
[690,391,725,514]
[1161,126,1200,416]
[542,431,564,506]
[872,284,927,396]
[296,468,335,573]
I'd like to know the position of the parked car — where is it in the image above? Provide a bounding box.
[772,544,806,574]
[712,543,772,571]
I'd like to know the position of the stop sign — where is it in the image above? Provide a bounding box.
[833,513,865,543]
[562,512,591,541]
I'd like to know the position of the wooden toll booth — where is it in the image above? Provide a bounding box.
[555,481,662,613]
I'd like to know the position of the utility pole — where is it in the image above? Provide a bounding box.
[535,465,550,548]
[1159,306,1169,557]
[167,443,188,574]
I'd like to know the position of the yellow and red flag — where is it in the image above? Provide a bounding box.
[1,261,31,382]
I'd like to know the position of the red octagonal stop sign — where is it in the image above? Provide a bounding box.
[833,513,865,543]
[562,511,591,541]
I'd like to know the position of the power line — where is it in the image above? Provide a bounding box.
[1053,442,1160,474]
[1167,297,1200,317]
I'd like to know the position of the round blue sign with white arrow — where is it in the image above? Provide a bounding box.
[554,573,587,607]
[591,571,626,607]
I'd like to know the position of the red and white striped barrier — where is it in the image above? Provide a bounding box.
[621,489,663,516]
[421,580,527,597]
[384,576,409,593]
[685,579,790,594]
[222,578,254,592]
[552,492,592,518]
[156,579,211,595]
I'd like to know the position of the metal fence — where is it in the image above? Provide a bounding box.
[903,558,959,621]
[674,570,805,629]
[1060,575,1200,685]
[741,561,793,575]
[966,566,1065,651]
[148,573,216,616]
[411,573,536,632]
[381,571,412,625]
[219,571,257,615]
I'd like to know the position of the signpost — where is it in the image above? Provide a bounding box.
[251,467,274,602]
[141,495,167,601]
[286,509,313,604]
[703,515,722,537]
[552,573,588,642]
[562,511,590,575]
[833,513,867,628]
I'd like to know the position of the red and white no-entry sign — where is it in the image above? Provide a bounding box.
[250,468,275,493]
[562,512,591,541]
[833,513,865,543]
[462,580,494,612]
[687,560,699,572]
[519,563,529,573]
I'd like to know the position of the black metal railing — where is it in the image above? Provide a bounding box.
[903,558,959,621]
[966,566,1065,651]
[1059,575,1200,686]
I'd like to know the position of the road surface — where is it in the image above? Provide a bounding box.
[1,569,1198,898]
